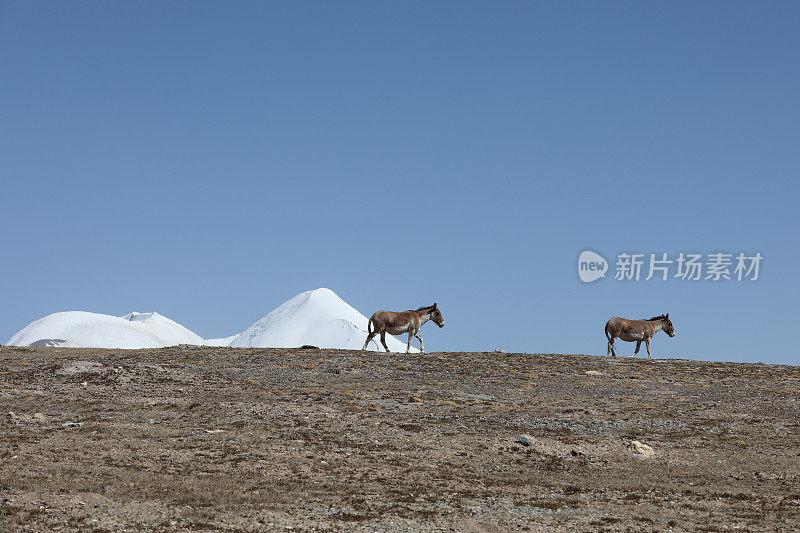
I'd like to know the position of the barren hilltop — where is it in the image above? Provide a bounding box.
[1,345,798,531]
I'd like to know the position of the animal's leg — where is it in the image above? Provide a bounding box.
[608,336,617,357]
[645,338,652,359]
[415,333,424,353]
[407,332,413,353]
[362,331,378,351]
[631,341,641,358]
[380,332,390,352]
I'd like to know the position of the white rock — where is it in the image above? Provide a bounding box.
[630,440,655,457]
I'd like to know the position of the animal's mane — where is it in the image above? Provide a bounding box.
[411,304,436,312]
[645,314,668,321]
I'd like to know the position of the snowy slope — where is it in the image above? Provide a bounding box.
[229,288,417,352]
[7,311,205,349]
[203,335,238,347]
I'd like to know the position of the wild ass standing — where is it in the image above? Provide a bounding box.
[363,303,445,353]
[605,314,675,358]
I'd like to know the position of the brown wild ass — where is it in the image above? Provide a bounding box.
[363,303,445,353]
[605,314,675,358]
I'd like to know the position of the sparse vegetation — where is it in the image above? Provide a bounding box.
[0,345,798,531]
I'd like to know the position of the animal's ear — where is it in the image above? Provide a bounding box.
[666,313,669,319]
[434,302,438,308]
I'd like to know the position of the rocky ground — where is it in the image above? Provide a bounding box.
[0,345,798,531]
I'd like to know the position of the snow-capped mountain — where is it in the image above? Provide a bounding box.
[7,288,422,352]
[228,288,416,352]
[7,311,205,349]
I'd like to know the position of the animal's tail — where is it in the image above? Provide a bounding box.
[367,317,373,335]
[605,323,616,356]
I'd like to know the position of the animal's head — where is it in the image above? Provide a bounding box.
[663,313,675,337]
[431,303,444,328]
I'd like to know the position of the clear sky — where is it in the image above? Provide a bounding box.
[1,2,798,364]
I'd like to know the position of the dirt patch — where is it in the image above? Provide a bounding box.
[0,346,798,531]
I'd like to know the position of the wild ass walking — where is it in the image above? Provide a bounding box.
[605,314,675,358]
[362,303,445,353]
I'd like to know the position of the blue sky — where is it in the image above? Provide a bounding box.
[1,2,798,363]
